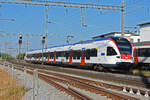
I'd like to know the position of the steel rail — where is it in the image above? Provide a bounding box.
[5,60,150,97]
[39,74,93,100]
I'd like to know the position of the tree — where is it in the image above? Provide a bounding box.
[16,53,25,60]
[0,53,11,59]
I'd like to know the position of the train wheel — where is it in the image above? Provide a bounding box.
[93,65,97,71]
[97,64,104,71]
[93,65,104,71]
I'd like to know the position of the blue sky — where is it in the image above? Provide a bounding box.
[0,0,150,55]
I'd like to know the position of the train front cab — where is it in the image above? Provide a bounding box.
[108,37,134,69]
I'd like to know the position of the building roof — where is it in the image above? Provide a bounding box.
[92,31,132,39]
[137,22,150,26]
[92,32,120,39]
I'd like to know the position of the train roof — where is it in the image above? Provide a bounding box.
[27,36,126,54]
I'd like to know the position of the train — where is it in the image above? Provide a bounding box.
[25,36,134,71]
[133,41,150,68]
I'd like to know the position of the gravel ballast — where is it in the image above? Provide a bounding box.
[0,64,74,100]
[1,61,149,100]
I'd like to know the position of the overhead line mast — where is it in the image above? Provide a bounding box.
[121,0,125,37]
[0,0,125,39]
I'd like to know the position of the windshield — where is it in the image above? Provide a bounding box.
[111,37,132,55]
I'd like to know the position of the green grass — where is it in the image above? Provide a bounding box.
[0,69,29,100]
[130,69,150,77]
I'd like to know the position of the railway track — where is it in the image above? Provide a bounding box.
[2,60,149,100]
[6,64,93,100]
[8,60,150,88]
[39,74,93,100]
[13,66,141,100]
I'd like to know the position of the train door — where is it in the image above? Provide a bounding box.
[47,52,50,63]
[69,50,73,65]
[134,48,138,65]
[106,47,117,64]
[81,49,86,66]
[38,53,40,62]
[35,54,37,62]
[53,51,56,64]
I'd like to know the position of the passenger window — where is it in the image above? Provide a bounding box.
[107,47,117,56]
[90,48,97,57]
[139,48,147,57]
[147,48,150,57]
[86,49,90,59]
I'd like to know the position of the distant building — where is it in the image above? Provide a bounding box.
[137,22,150,42]
[92,31,140,43]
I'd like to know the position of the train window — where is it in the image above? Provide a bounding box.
[107,47,117,56]
[86,49,90,59]
[147,48,150,57]
[43,53,45,57]
[60,51,65,57]
[56,52,59,59]
[35,54,38,57]
[35,54,37,57]
[34,54,37,58]
[90,48,97,57]
[138,49,141,57]
[65,51,69,59]
[77,50,81,59]
[43,52,48,57]
[139,48,147,57]
[73,50,77,59]
[32,54,35,57]
[39,53,42,57]
[50,52,54,59]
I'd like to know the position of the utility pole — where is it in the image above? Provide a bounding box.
[121,0,125,37]
[4,42,8,59]
[0,0,124,37]
[42,35,45,64]
[26,35,30,52]
[18,34,22,61]
[81,8,87,27]
[45,6,49,49]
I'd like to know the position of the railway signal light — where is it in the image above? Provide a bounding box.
[41,35,46,64]
[18,34,22,61]
[42,35,46,44]
[18,34,22,44]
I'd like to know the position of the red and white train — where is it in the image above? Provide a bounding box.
[25,37,134,70]
[133,41,150,67]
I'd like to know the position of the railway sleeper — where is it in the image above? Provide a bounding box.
[6,61,146,99]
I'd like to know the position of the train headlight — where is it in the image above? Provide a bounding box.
[116,56,121,58]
